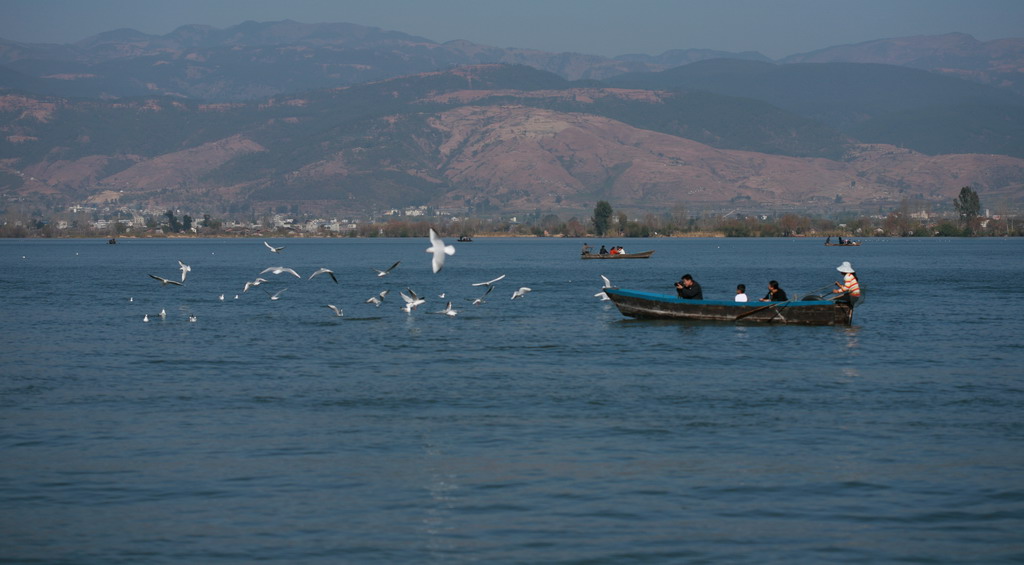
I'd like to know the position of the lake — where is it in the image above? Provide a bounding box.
[2,236,1022,563]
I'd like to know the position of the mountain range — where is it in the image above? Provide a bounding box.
[1,21,1022,217]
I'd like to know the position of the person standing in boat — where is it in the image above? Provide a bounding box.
[760,280,788,302]
[734,284,748,302]
[675,274,703,299]
[581,243,593,255]
[834,261,861,300]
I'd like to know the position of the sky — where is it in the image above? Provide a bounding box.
[3,0,1023,60]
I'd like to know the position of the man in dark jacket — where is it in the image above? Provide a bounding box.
[675,274,703,299]
[760,280,788,302]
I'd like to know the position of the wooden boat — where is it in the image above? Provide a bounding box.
[581,250,654,260]
[604,288,860,326]
[824,242,860,246]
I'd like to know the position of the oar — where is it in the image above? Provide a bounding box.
[735,300,791,321]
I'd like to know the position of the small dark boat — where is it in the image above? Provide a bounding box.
[825,241,860,247]
[457,236,473,242]
[604,288,860,326]
[107,238,117,244]
[581,250,654,260]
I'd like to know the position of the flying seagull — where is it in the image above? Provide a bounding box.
[261,266,301,278]
[264,288,288,301]
[400,288,425,313]
[264,241,285,253]
[326,304,344,317]
[178,260,191,283]
[425,228,455,273]
[372,261,400,277]
[511,287,532,300]
[468,285,493,305]
[243,277,268,293]
[600,275,613,289]
[471,274,506,287]
[365,290,389,307]
[149,274,183,286]
[309,267,338,283]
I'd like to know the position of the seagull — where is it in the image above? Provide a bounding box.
[159,308,167,319]
[264,241,284,253]
[326,304,344,317]
[143,314,149,322]
[264,288,288,301]
[400,288,425,313]
[178,260,191,283]
[511,287,532,300]
[372,261,400,277]
[600,274,613,289]
[468,285,493,305]
[435,301,458,317]
[365,290,389,307]
[595,291,610,301]
[243,277,268,292]
[188,314,197,322]
[149,274,183,286]
[309,267,338,283]
[260,266,301,278]
[472,274,506,287]
[218,294,225,301]
[425,228,455,273]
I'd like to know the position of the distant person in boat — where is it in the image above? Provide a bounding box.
[581,243,593,255]
[837,236,845,245]
[826,236,831,245]
[599,245,609,255]
[675,274,703,299]
[609,246,619,255]
[734,284,748,302]
[617,246,626,254]
[834,261,861,299]
[760,280,788,302]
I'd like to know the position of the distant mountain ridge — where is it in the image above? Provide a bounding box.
[1,21,1021,100]
[2,64,1021,217]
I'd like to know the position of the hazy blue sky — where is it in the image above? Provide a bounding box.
[3,0,1023,59]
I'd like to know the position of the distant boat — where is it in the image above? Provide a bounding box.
[457,236,473,242]
[581,250,654,259]
[107,238,117,244]
[604,288,861,326]
[824,237,860,246]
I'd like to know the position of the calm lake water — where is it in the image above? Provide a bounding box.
[2,237,1022,564]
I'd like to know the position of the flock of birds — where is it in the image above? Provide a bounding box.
[139,229,616,324]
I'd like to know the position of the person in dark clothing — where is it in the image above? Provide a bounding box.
[674,274,703,299]
[598,245,608,255]
[760,280,788,302]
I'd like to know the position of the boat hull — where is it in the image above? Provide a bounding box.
[581,250,654,259]
[604,288,856,326]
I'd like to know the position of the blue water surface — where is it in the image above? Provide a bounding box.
[2,237,1022,564]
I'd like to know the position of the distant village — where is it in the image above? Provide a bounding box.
[0,187,1017,238]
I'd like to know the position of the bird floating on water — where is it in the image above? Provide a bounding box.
[264,241,285,253]
[188,314,197,322]
[425,228,455,273]
[435,301,458,317]
[143,314,149,322]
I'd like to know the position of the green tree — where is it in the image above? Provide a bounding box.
[954,186,981,233]
[592,201,613,236]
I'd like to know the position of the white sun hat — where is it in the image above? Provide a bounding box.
[836,261,855,273]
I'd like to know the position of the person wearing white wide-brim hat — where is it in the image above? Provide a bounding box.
[834,261,860,298]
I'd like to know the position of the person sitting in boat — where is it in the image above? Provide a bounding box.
[581,243,593,255]
[675,274,703,299]
[837,236,845,245]
[617,246,626,255]
[609,246,619,255]
[734,284,748,302]
[598,245,609,255]
[826,236,831,245]
[760,280,788,302]
[834,261,861,300]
